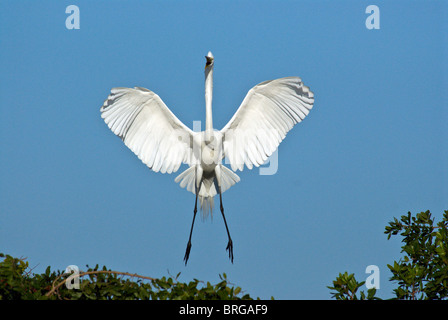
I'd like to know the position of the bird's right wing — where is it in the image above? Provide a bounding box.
[221,77,314,171]
[100,87,195,174]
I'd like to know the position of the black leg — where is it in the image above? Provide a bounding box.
[184,179,202,265]
[219,190,234,263]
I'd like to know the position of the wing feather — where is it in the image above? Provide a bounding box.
[100,87,195,174]
[221,77,314,171]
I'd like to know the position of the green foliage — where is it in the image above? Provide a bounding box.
[0,254,255,300]
[328,272,378,300]
[0,254,59,299]
[329,210,448,300]
[385,210,448,299]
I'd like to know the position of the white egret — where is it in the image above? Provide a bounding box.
[100,52,314,264]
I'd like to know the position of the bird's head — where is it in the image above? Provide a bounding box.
[205,51,214,70]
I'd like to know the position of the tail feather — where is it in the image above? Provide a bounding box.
[174,166,196,193]
[175,165,240,219]
[219,165,240,193]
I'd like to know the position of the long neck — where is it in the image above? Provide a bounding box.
[204,67,213,138]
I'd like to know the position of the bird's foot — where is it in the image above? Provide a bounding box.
[226,239,234,263]
[184,241,192,265]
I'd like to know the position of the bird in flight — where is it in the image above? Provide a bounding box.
[100,52,314,265]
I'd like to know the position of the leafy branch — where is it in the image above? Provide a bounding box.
[46,269,156,298]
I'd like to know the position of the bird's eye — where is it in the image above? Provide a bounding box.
[205,56,213,67]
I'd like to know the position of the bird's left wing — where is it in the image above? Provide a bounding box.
[221,77,314,171]
[100,87,195,174]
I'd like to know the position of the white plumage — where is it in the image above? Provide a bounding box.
[101,87,195,174]
[100,51,314,264]
[221,77,314,171]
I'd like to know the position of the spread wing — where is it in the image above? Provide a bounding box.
[221,77,314,171]
[100,87,195,174]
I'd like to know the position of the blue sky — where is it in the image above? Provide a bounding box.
[0,1,446,299]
